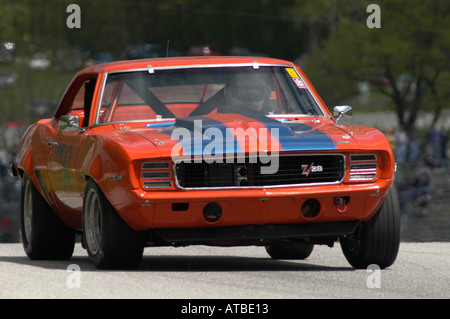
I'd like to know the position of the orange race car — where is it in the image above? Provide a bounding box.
[9,56,400,269]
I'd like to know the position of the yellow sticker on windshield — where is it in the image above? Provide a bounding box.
[286,68,299,78]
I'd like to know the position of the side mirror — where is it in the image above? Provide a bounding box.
[333,105,352,123]
[59,115,86,133]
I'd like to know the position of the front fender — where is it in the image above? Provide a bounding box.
[80,133,160,208]
[14,121,54,187]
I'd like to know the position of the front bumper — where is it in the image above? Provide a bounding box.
[114,179,393,231]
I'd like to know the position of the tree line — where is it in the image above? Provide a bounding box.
[0,0,449,129]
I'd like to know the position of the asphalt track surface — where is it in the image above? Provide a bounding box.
[0,242,449,300]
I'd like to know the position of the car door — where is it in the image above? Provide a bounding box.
[47,75,98,221]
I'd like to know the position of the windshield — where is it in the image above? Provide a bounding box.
[96,66,324,124]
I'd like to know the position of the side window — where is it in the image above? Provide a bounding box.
[71,84,86,110]
[67,78,97,127]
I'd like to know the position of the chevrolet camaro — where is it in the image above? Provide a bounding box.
[10,56,400,269]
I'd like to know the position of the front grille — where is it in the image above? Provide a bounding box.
[175,154,345,188]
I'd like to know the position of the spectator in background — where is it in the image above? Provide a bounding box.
[440,127,449,167]
[407,124,419,163]
[395,125,408,164]
[425,123,441,168]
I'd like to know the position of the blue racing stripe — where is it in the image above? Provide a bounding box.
[165,116,242,156]
[246,115,337,151]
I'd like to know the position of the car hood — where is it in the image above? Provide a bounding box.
[120,114,379,158]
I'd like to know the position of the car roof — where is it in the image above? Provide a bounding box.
[80,56,295,74]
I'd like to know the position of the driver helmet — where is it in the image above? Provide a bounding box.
[224,73,268,113]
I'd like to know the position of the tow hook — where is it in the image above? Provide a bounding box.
[334,197,349,213]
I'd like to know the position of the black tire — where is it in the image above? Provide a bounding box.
[340,185,401,269]
[20,175,75,260]
[265,240,314,260]
[82,179,143,269]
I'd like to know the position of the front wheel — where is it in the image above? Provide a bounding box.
[21,175,75,260]
[82,179,143,269]
[340,186,401,269]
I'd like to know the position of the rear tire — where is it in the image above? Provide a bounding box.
[21,175,75,260]
[82,179,143,269]
[265,241,314,260]
[340,185,401,269]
